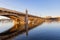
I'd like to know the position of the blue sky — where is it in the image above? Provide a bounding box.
[0,0,60,17]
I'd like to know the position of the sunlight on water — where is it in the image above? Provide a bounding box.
[0,20,14,33]
[0,16,14,33]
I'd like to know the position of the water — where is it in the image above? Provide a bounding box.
[13,22,60,40]
[1,21,60,40]
[0,19,14,33]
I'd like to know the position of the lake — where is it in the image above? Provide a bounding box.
[0,20,60,40]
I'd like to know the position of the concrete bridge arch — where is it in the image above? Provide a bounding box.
[0,8,21,24]
[0,8,21,33]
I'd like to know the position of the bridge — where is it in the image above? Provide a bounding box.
[0,8,44,40]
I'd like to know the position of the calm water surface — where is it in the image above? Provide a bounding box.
[12,22,60,40]
[1,21,60,40]
[0,20,14,33]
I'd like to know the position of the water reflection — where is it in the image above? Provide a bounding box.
[0,19,14,33]
[0,19,44,40]
[0,19,60,40]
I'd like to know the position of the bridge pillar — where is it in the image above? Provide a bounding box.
[25,9,28,36]
[7,16,20,32]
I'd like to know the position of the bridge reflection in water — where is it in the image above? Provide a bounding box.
[0,20,43,40]
[1,19,60,40]
[0,19,44,40]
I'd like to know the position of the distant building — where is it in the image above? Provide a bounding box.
[45,16,52,18]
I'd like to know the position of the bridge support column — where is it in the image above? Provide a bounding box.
[25,9,28,36]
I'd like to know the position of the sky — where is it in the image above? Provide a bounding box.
[0,0,60,18]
